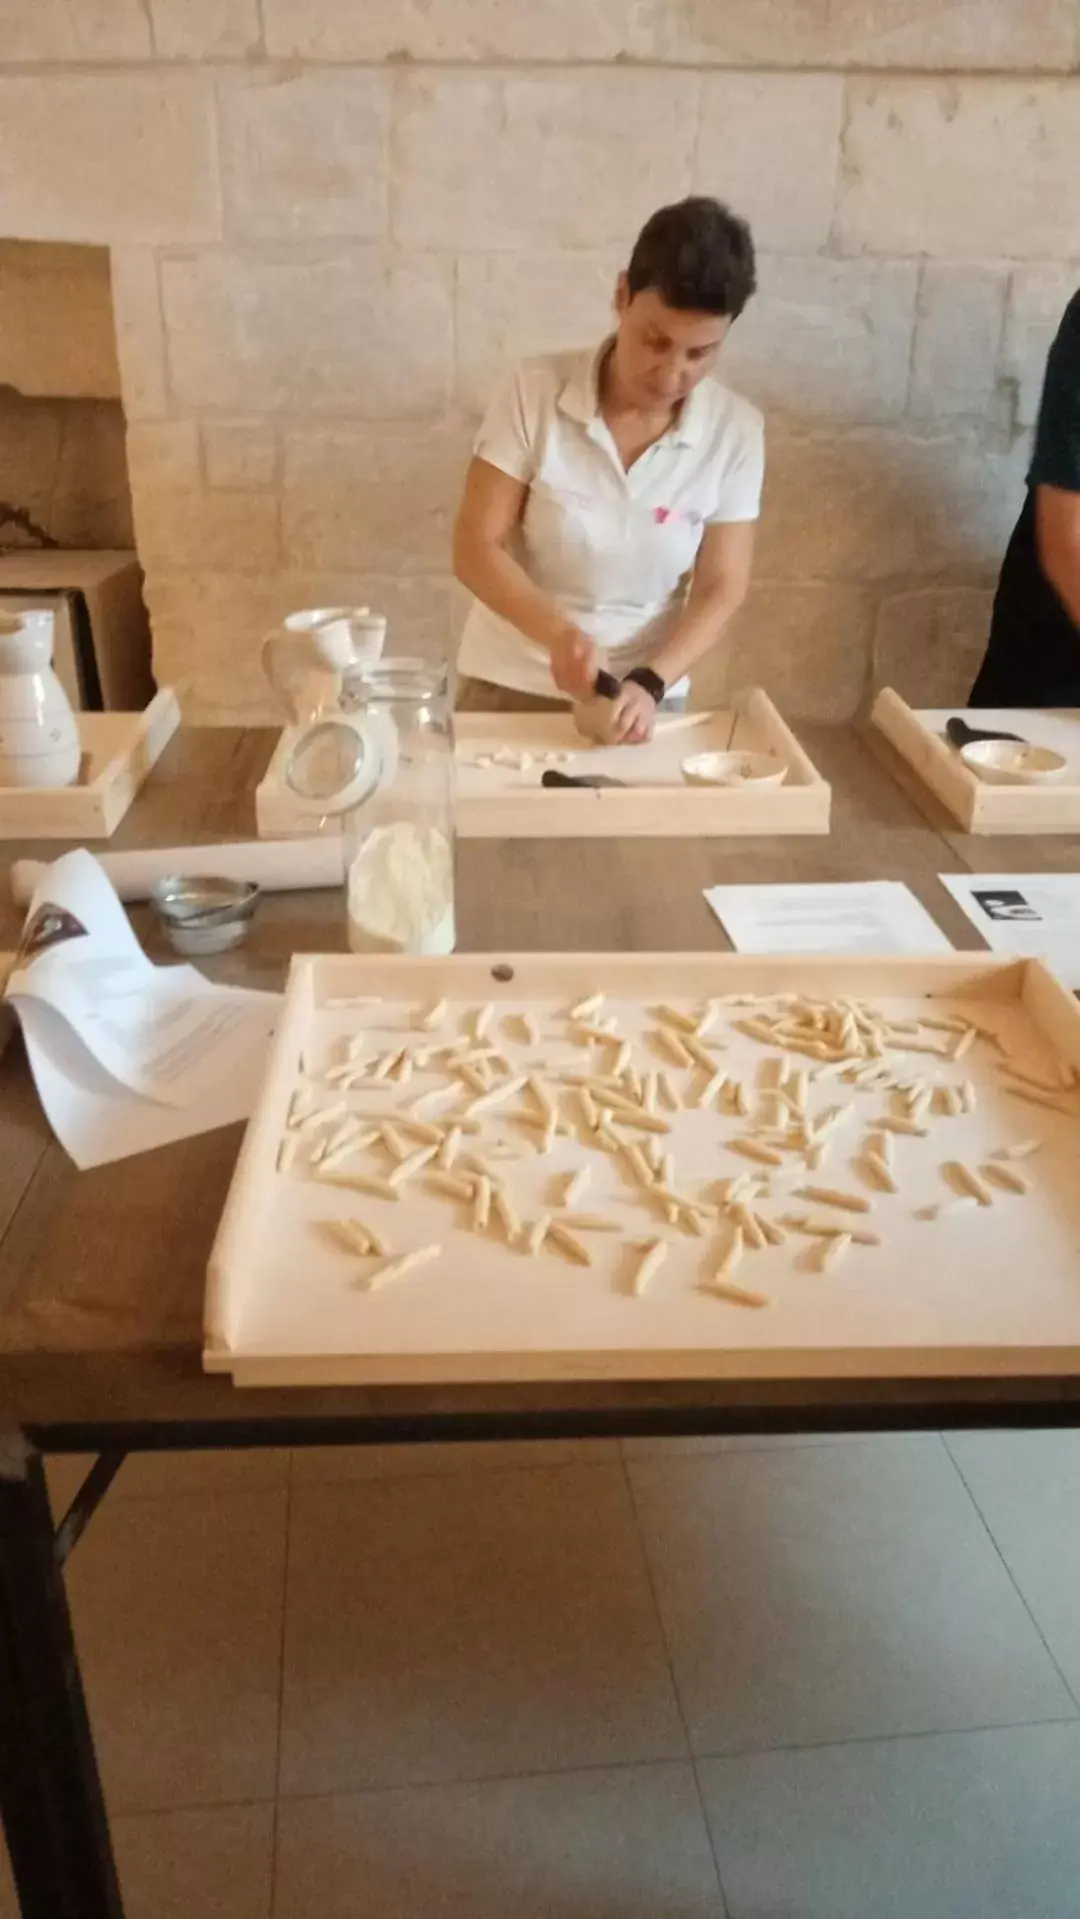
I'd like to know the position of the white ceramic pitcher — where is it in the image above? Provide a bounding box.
[262,605,387,727]
[0,609,81,788]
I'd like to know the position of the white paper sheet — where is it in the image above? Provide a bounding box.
[4,850,279,1167]
[938,872,1080,989]
[704,880,954,956]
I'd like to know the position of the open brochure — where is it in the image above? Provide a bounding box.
[4,850,279,1168]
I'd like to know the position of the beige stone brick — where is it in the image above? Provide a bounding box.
[202,423,278,491]
[839,81,1080,262]
[694,75,843,253]
[263,0,654,61]
[757,424,1030,583]
[109,250,170,421]
[722,256,917,424]
[908,265,1007,422]
[219,74,390,240]
[871,587,994,706]
[161,250,453,415]
[0,242,119,400]
[127,421,279,574]
[148,571,456,721]
[0,76,219,246]
[3,0,150,60]
[656,0,1076,72]
[455,252,620,414]
[282,422,471,574]
[150,0,262,58]
[701,583,878,722]
[1002,266,1080,430]
[392,71,698,252]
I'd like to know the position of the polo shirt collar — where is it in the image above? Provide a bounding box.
[556,339,708,447]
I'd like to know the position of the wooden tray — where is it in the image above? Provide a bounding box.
[206,949,1080,1388]
[0,688,180,840]
[255,688,830,839]
[872,688,1080,834]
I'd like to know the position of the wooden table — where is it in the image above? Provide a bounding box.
[3,724,1080,1919]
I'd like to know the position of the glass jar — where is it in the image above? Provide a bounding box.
[340,660,455,956]
[276,656,456,955]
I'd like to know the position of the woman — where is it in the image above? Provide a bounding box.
[453,196,764,744]
[970,286,1080,706]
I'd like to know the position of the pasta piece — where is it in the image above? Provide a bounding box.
[569,991,604,1021]
[642,1071,659,1115]
[919,1196,978,1221]
[982,1161,1031,1196]
[621,1140,655,1188]
[959,1080,977,1115]
[780,1214,880,1246]
[296,1099,347,1135]
[319,1127,381,1173]
[555,1214,622,1232]
[438,1126,463,1169]
[548,1221,591,1265]
[947,1161,994,1207]
[527,1073,559,1123]
[755,1212,787,1247]
[419,999,448,1031]
[878,1116,929,1138]
[707,1276,770,1308]
[732,1202,767,1251]
[613,1040,632,1078]
[797,1185,871,1215]
[694,1066,727,1111]
[473,1175,492,1231]
[654,1003,698,1034]
[426,1171,476,1201]
[525,1213,551,1256]
[408,1084,461,1117]
[380,1123,412,1161]
[606,1108,672,1137]
[632,1239,667,1296]
[388,1145,440,1188]
[653,1026,695,1069]
[317,1172,400,1201]
[729,1138,785,1167]
[493,1190,521,1243]
[364,1243,441,1290]
[950,1027,977,1061]
[818,1231,852,1272]
[990,1139,1042,1161]
[396,1118,444,1146]
[733,1081,750,1119]
[656,1070,681,1112]
[864,1151,898,1195]
[560,1164,590,1207]
[277,1133,299,1174]
[522,1011,540,1046]
[464,1073,529,1117]
[713,1222,744,1280]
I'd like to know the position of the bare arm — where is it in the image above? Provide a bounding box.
[452,457,600,696]
[651,519,757,687]
[1036,483,1080,629]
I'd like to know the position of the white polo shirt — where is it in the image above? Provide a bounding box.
[457,341,765,697]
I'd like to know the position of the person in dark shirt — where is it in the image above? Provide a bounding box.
[970,289,1080,705]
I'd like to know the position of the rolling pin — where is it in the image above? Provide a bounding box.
[10,837,345,907]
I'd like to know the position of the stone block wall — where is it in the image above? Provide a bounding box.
[1,5,1077,719]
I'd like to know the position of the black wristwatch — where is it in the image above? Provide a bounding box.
[623,666,666,705]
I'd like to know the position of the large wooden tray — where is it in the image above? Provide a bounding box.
[0,688,180,840]
[206,950,1080,1388]
[872,688,1080,834]
[255,688,831,839]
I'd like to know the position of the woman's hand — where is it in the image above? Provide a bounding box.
[610,680,657,744]
[549,626,602,699]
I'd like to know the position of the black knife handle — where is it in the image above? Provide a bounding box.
[946,717,1025,748]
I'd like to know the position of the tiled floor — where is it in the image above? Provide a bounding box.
[3,1430,1078,1918]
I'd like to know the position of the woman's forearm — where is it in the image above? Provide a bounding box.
[453,530,580,656]
[648,578,747,687]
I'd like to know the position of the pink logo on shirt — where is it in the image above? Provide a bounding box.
[653,505,702,527]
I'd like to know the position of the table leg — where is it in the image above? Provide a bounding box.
[0,1432,124,1919]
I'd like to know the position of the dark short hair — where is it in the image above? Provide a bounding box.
[626,196,756,320]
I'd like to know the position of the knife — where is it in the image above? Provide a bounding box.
[946,717,1026,749]
[541,768,628,789]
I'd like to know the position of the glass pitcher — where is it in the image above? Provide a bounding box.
[272,657,456,956]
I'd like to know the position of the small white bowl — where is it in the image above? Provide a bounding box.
[959,740,1069,786]
[681,750,787,788]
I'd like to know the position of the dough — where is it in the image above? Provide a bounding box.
[571,696,622,746]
